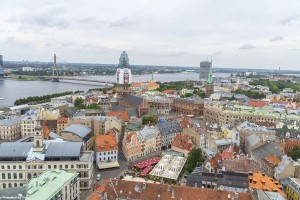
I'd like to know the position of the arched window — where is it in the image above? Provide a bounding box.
[3,183,6,188]
[8,183,12,188]
[27,173,31,180]
[14,183,17,187]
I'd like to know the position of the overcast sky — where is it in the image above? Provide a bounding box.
[0,0,300,69]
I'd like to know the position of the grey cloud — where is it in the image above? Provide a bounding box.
[109,17,138,27]
[270,36,284,42]
[21,6,70,29]
[214,51,223,55]
[280,15,300,26]
[290,48,300,51]
[239,44,256,50]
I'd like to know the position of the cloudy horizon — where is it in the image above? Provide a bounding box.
[0,0,300,69]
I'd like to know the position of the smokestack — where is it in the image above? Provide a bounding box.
[171,188,175,199]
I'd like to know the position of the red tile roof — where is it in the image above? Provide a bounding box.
[106,111,129,122]
[248,100,269,107]
[96,132,118,152]
[87,179,252,200]
[172,134,194,151]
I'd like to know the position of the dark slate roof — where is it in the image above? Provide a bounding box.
[0,143,33,158]
[252,141,284,163]
[157,121,182,135]
[174,97,204,104]
[61,124,91,138]
[121,95,143,107]
[45,142,82,158]
[187,171,249,189]
[112,104,128,112]
[65,107,78,118]
[110,102,119,110]
[0,186,27,198]
[127,108,139,118]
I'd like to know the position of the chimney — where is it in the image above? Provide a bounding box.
[168,185,171,191]
[104,192,108,200]
[142,182,146,189]
[171,188,175,199]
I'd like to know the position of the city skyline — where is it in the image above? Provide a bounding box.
[0,0,300,69]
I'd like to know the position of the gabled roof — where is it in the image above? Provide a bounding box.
[121,95,144,107]
[45,142,82,158]
[96,133,118,152]
[106,111,129,122]
[172,134,194,151]
[87,179,252,200]
[0,143,32,158]
[61,124,91,138]
[157,121,182,136]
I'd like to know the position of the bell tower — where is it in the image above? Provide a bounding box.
[33,124,44,152]
[116,51,132,101]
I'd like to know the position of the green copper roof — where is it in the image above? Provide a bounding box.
[118,51,130,68]
[26,170,78,200]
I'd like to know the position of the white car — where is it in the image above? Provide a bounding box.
[96,174,101,181]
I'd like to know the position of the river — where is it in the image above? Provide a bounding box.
[0,73,230,108]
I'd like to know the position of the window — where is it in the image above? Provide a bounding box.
[71,165,74,169]
[59,165,62,169]
[7,165,10,170]
[2,173,5,179]
[8,173,11,179]
[13,173,17,179]
[19,165,22,170]
[48,165,51,169]
[54,165,57,169]
[1,165,4,170]
[65,165,68,169]
[19,173,23,179]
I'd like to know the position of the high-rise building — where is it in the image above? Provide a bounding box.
[205,59,214,98]
[0,55,4,77]
[116,51,132,100]
[199,61,211,82]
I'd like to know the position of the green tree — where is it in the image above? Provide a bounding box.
[185,147,204,173]
[86,103,99,109]
[288,146,300,161]
[142,115,157,125]
[184,93,193,97]
[74,97,86,109]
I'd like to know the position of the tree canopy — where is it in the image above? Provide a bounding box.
[185,147,204,173]
[288,146,300,161]
[233,89,266,99]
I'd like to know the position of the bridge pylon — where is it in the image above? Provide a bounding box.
[52,53,59,82]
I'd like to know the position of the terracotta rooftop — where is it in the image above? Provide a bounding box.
[148,81,159,87]
[249,172,285,197]
[262,155,281,168]
[248,100,269,107]
[131,82,142,87]
[162,90,177,94]
[87,179,252,200]
[57,117,68,123]
[172,134,194,151]
[222,156,262,173]
[96,132,118,152]
[221,144,242,159]
[106,111,129,122]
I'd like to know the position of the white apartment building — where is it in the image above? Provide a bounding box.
[0,127,94,190]
[0,116,23,141]
[21,115,38,137]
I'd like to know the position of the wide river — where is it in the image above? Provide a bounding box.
[0,73,230,108]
